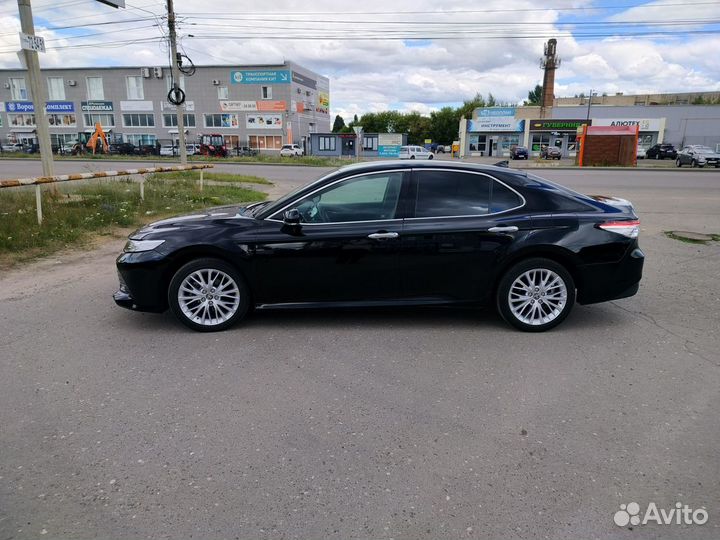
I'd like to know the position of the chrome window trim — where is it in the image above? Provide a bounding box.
[265,169,408,225]
[405,168,526,220]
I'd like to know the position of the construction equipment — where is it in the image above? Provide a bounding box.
[198,134,227,157]
[86,122,109,154]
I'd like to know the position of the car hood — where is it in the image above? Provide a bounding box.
[696,151,720,158]
[130,204,256,239]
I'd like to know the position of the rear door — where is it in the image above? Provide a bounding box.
[399,168,528,303]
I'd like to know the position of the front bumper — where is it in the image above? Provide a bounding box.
[576,246,645,305]
[114,250,171,313]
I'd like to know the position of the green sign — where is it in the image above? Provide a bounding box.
[530,119,590,131]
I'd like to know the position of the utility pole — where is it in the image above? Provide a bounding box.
[167,0,187,165]
[17,0,54,176]
[585,89,594,122]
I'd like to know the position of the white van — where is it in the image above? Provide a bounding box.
[398,145,434,160]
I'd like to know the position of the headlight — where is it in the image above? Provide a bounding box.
[123,239,165,252]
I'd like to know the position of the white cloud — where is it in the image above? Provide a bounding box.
[1,0,719,122]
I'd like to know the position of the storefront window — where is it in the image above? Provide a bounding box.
[531,133,551,152]
[468,134,487,153]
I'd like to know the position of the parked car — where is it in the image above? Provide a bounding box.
[159,144,177,157]
[540,145,562,160]
[1,142,24,152]
[109,142,137,155]
[398,145,434,160]
[645,143,677,160]
[114,161,644,333]
[675,145,720,168]
[435,144,451,154]
[236,146,258,157]
[636,146,646,159]
[186,143,201,155]
[510,146,529,160]
[280,144,303,157]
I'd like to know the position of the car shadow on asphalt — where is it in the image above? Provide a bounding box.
[109,302,627,334]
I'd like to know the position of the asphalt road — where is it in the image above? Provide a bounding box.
[1,167,719,539]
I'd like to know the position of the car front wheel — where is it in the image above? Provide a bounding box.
[496,258,575,332]
[168,258,250,332]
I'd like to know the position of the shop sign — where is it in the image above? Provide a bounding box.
[292,71,317,89]
[530,119,589,131]
[246,113,283,129]
[478,107,516,117]
[230,70,290,84]
[5,101,34,113]
[591,118,662,131]
[160,100,194,112]
[468,117,524,132]
[81,100,113,112]
[120,100,153,111]
[5,101,76,113]
[378,133,402,157]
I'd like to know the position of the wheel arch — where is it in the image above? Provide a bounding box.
[161,246,253,308]
[491,246,583,298]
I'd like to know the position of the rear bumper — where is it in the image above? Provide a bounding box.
[576,246,644,305]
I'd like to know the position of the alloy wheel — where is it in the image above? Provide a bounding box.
[508,269,568,326]
[177,269,241,327]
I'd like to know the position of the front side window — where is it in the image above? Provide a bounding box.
[86,77,104,100]
[10,78,27,100]
[414,170,491,218]
[281,172,403,223]
[126,76,144,100]
[47,77,65,100]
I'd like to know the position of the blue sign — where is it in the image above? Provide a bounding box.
[378,145,400,158]
[5,101,34,113]
[47,101,75,113]
[230,70,290,85]
[478,107,516,117]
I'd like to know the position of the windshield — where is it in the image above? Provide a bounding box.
[694,146,714,153]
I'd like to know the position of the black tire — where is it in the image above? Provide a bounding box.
[496,258,576,332]
[168,258,250,332]
[655,153,660,160]
[428,154,434,160]
[410,155,415,159]
[676,158,682,167]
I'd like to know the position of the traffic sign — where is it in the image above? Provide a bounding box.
[19,32,44,53]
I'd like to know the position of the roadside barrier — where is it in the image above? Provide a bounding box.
[0,164,213,225]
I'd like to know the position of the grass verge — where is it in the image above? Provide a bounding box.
[0,176,266,268]
[145,170,272,184]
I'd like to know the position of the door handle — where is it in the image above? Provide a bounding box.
[487,226,519,233]
[368,232,399,240]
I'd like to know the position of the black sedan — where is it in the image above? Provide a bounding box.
[114,161,644,332]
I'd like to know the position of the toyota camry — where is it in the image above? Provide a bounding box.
[114,161,644,332]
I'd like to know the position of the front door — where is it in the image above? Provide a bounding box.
[400,168,528,303]
[251,170,408,304]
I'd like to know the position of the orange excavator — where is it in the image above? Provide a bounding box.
[86,122,109,154]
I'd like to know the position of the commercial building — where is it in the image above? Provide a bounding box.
[0,61,330,153]
[308,132,408,157]
[459,102,720,158]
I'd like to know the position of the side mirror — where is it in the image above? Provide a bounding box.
[283,208,301,225]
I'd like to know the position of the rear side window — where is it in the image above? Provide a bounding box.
[490,181,523,213]
[415,170,491,217]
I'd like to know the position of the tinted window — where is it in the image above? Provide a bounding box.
[292,172,403,223]
[490,181,523,213]
[415,170,490,217]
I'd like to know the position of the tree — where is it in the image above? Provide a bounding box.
[457,93,487,120]
[430,107,461,144]
[525,84,543,105]
[332,115,345,133]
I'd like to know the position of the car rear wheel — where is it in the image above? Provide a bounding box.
[168,258,249,332]
[496,258,575,332]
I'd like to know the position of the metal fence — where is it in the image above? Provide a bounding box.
[0,164,214,225]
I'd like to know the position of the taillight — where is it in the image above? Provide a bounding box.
[598,220,640,238]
